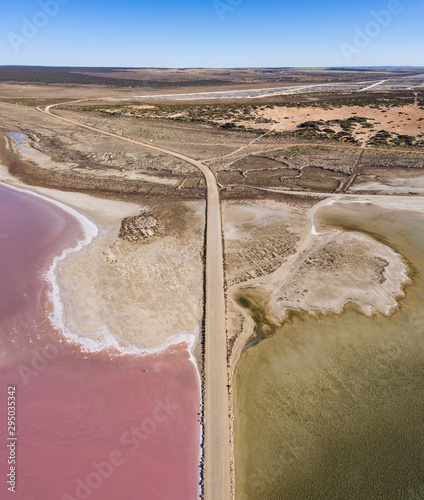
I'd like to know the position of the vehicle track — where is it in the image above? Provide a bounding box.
[39,102,232,500]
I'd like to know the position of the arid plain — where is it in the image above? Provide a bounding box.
[1,66,424,499]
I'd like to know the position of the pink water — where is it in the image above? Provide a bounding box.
[0,183,201,499]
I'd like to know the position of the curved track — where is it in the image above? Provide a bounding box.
[40,103,231,500]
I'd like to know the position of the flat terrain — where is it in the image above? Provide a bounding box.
[44,101,232,500]
[1,67,423,500]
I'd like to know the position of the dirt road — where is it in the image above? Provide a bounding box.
[41,103,231,500]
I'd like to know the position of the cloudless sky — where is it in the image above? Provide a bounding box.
[0,0,422,67]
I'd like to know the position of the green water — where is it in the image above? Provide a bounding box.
[234,203,424,500]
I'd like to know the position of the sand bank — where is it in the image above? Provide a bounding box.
[233,202,424,500]
[1,132,205,354]
[226,195,424,374]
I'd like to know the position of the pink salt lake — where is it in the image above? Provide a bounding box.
[0,181,201,500]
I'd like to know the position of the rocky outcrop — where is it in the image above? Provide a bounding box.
[119,213,158,242]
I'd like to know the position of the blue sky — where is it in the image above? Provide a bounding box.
[0,0,422,67]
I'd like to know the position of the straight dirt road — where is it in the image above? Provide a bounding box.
[41,103,231,500]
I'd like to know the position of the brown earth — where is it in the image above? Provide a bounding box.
[1,84,424,500]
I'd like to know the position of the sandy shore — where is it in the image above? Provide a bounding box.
[226,195,424,375]
[226,193,424,498]
[0,132,205,356]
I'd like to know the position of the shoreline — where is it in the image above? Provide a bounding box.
[1,180,201,359]
[0,173,203,499]
[232,202,424,500]
[226,196,421,496]
[0,134,203,362]
[229,195,424,373]
[3,131,204,354]
[1,159,204,498]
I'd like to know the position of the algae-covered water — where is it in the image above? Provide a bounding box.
[234,203,424,500]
